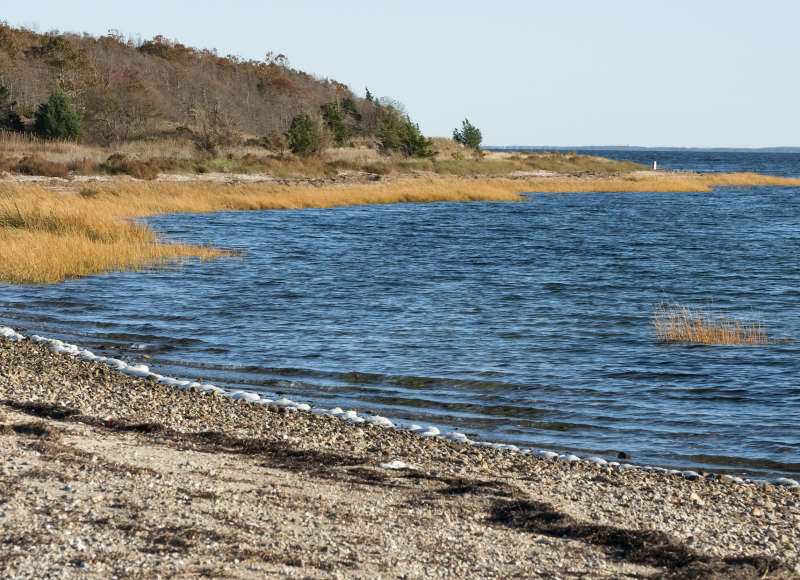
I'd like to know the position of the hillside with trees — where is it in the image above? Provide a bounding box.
[0,23,648,179]
[0,22,433,156]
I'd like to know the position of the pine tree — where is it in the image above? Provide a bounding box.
[286,113,321,155]
[453,118,482,151]
[33,87,84,141]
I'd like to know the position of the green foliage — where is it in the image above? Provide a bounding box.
[0,85,25,132]
[340,98,361,122]
[33,88,83,141]
[321,98,362,146]
[453,118,482,151]
[378,106,434,158]
[320,102,350,146]
[286,113,322,156]
[28,35,85,69]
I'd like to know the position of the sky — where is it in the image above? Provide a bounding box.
[3,0,799,147]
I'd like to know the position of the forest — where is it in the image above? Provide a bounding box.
[0,23,432,156]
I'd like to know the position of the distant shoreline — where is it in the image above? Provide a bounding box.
[487,145,800,153]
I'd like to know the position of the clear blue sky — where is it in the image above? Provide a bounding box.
[4,1,798,147]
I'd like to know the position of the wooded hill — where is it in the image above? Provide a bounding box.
[0,23,389,148]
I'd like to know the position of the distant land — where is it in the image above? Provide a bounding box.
[487,145,800,153]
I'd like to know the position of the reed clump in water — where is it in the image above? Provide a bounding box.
[653,303,773,345]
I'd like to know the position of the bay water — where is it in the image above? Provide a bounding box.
[2,150,798,478]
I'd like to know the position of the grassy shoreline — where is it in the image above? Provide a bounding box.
[2,171,800,284]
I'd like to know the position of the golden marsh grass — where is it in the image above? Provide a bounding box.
[2,171,799,284]
[653,303,773,346]
[0,178,524,284]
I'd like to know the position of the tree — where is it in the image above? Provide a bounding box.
[321,98,362,146]
[191,102,239,154]
[33,87,83,141]
[84,70,160,143]
[286,113,323,156]
[453,118,482,151]
[377,105,434,158]
[0,84,25,132]
[320,101,350,146]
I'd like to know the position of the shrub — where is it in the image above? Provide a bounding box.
[33,88,84,141]
[321,98,361,146]
[13,155,70,178]
[362,161,391,175]
[0,85,25,133]
[67,157,98,174]
[453,118,482,151]
[192,105,240,155]
[377,106,434,158]
[287,113,325,156]
[100,153,159,180]
[261,130,288,154]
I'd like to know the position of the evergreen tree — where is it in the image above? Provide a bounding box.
[320,102,350,146]
[33,87,83,141]
[453,118,482,151]
[378,105,434,158]
[0,85,25,132]
[286,113,321,156]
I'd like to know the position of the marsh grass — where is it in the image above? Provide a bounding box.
[4,171,800,284]
[653,303,774,345]
[0,179,525,283]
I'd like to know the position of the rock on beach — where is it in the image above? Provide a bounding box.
[1,334,799,578]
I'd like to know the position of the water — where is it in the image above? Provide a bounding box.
[578,149,800,177]
[2,150,799,479]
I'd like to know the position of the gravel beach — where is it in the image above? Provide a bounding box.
[1,334,799,579]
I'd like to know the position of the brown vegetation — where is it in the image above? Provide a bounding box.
[12,154,69,178]
[0,23,361,145]
[653,303,774,345]
[0,179,526,284]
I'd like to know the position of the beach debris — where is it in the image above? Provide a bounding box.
[775,478,800,488]
[379,460,412,470]
[420,426,441,437]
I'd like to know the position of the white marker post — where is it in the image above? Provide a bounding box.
[653,160,658,170]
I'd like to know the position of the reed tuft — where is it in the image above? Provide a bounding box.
[653,303,774,345]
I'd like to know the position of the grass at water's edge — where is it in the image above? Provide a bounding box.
[2,171,800,284]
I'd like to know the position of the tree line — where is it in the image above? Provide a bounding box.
[0,23,481,157]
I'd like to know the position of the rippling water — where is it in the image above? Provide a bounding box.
[2,151,799,478]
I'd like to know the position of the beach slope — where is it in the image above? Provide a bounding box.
[1,336,799,578]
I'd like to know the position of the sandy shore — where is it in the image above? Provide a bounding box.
[1,334,799,579]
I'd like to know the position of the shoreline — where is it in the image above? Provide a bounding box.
[1,330,799,578]
[3,326,797,485]
[3,169,800,285]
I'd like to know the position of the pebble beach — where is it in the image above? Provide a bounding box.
[1,331,799,579]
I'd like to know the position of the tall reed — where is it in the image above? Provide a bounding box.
[0,179,524,284]
[653,303,773,345]
[4,171,800,284]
